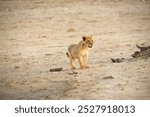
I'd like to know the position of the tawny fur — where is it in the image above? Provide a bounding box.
[66,35,94,69]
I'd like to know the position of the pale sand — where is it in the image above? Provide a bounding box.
[0,0,150,99]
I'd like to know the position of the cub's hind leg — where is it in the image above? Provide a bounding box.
[70,57,76,69]
[67,53,76,69]
[66,52,76,69]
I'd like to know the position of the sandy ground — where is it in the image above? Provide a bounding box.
[0,0,150,99]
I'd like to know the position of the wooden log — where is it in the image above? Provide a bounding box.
[131,45,150,58]
[136,45,150,52]
[135,49,150,58]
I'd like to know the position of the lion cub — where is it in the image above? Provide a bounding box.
[66,35,94,69]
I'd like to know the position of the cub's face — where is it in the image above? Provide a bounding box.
[83,35,94,48]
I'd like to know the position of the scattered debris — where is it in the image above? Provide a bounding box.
[50,67,63,72]
[111,44,150,63]
[103,76,114,80]
[111,58,124,63]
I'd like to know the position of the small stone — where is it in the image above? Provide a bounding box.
[14,66,19,69]
[111,58,123,63]
[69,71,78,75]
[67,28,76,32]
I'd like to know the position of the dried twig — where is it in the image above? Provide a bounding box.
[50,67,63,72]
[103,76,114,80]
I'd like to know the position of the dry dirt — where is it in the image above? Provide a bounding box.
[0,0,150,99]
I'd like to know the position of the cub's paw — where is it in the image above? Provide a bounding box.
[85,65,89,69]
[80,65,85,69]
[71,66,76,70]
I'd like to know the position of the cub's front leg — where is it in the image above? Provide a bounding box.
[79,56,85,69]
[83,54,89,69]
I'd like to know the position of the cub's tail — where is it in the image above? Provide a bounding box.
[66,52,69,58]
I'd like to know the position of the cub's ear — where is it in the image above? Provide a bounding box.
[83,36,86,41]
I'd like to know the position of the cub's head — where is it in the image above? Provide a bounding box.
[83,35,94,48]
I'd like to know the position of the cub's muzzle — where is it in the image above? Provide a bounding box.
[88,44,93,48]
